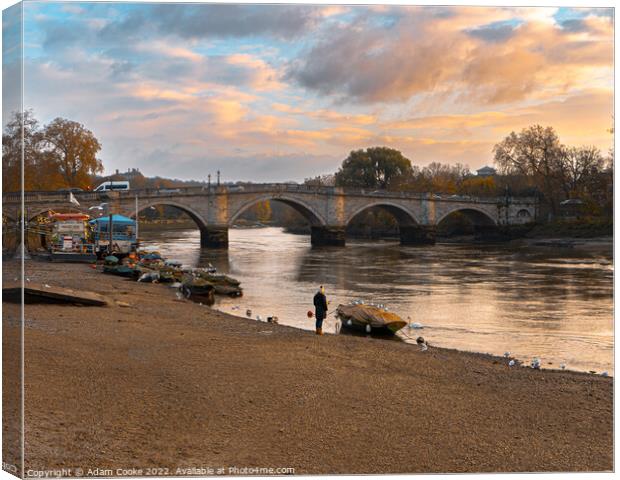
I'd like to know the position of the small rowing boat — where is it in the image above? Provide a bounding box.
[336,303,407,335]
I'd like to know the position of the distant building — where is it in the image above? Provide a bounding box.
[113,168,143,180]
[476,166,497,177]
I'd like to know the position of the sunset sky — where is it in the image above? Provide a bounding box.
[2,3,614,182]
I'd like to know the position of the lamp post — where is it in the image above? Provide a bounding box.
[135,194,139,245]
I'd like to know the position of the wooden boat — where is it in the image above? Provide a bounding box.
[336,304,407,335]
[180,276,215,305]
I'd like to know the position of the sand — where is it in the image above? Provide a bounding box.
[2,259,613,475]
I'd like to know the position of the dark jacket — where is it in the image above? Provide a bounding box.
[313,291,328,320]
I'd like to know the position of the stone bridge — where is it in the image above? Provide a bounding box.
[3,184,538,247]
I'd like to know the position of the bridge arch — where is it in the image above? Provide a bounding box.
[130,200,209,231]
[345,202,436,245]
[436,206,497,226]
[228,194,327,227]
[437,207,499,240]
[345,201,419,227]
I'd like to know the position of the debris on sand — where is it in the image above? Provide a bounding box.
[97,249,242,303]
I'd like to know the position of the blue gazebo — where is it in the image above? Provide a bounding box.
[90,214,137,248]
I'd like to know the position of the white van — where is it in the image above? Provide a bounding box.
[94,181,130,192]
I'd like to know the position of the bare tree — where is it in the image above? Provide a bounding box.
[493,125,563,213]
[557,146,605,198]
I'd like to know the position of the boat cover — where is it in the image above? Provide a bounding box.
[336,304,406,328]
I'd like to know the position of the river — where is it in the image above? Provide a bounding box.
[140,226,613,374]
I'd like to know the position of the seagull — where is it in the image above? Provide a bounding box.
[560,363,566,370]
[504,352,511,358]
[246,309,252,318]
[601,371,609,377]
[256,315,262,321]
[508,360,515,367]
[531,358,541,369]
[365,324,371,333]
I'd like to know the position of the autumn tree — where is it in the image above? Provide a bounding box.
[493,125,564,213]
[3,111,104,191]
[458,176,498,197]
[2,110,51,191]
[335,147,414,190]
[418,162,470,193]
[42,117,103,189]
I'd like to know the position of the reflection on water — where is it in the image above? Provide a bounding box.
[141,227,614,374]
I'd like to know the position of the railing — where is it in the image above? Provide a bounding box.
[50,242,96,255]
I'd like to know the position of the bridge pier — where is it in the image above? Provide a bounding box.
[311,226,346,247]
[400,225,436,245]
[200,225,229,248]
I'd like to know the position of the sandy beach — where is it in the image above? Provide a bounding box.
[2,259,613,474]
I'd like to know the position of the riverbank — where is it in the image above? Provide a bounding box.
[4,259,613,474]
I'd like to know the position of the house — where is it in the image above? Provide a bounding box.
[476,166,497,177]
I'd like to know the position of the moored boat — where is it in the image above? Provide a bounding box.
[336,303,407,335]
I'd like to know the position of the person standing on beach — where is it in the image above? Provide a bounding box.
[313,286,328,335]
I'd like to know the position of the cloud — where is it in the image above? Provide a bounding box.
[14,4,614,182]
[466,21,520,42]
[288,6,612,106]
[98,4,324,42]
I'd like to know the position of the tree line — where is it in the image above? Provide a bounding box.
[306,127,613,218]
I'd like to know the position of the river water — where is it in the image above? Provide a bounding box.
[140,226,614,374]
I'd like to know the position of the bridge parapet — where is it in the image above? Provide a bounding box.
[4,184,539,249]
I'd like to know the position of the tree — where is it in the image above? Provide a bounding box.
[493,125,564,213]
[304,173,335,187]
[255,200,272,223]
[419,162,470,193]
[458,176,498,197]
[335,147,414,190]
[557,146,605,198]
[42,118,103,188]
[2,110,50,191]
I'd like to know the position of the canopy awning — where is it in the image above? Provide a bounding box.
[89,214,135,226]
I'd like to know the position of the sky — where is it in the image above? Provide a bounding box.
[2,2,615,182]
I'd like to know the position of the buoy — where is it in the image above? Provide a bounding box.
[347,319,352,326]
[416,336,425,345]
[409,323,423,329]
[307,310,313,318]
